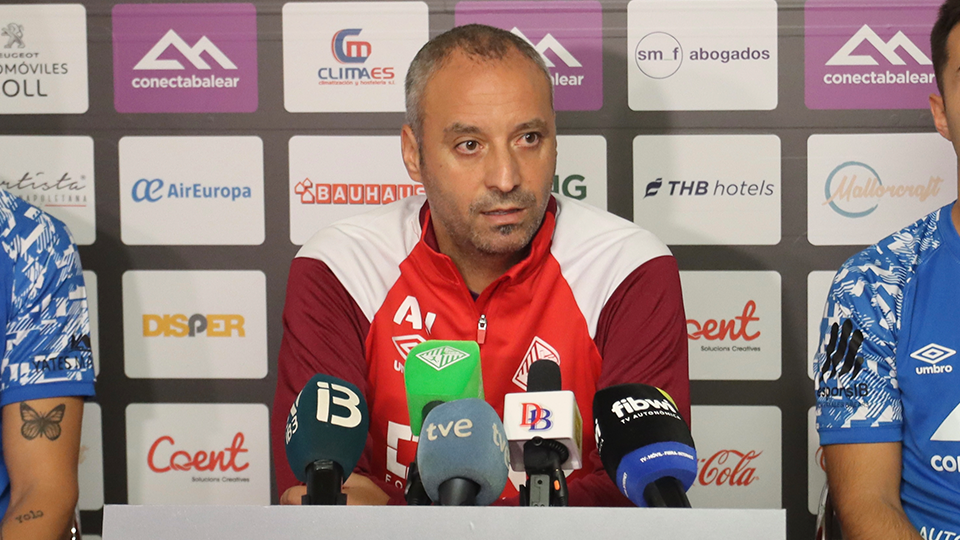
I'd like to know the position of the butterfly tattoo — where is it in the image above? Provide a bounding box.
[20,402,66,441]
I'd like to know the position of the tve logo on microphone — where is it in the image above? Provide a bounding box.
[126,403,269,505]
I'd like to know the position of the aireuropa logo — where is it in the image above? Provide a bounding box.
[119,136,264,245]
[0,5,88,114]
[126,403,269,505]
[0,136,96,245]
[123,271,267,379]
[805,0,939,109]
[283,2,426,112]
[455,2,602,111]
[687,406,781,508]
[112,3,257,113]
[415,345,470,371]
[633,135,781,245]
[627,0,777,111]
[807,134,957,245]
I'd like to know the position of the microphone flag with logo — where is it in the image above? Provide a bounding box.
[593,383,696,508]
[415,398,510,506]
[404,340,483,437]
[285,373,368,505]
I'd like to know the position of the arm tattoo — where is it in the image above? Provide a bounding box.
[12,510,43,524]
[19,402,65,440]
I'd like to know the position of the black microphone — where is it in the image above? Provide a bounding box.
[593,383,696,508]
[284,374,369,505]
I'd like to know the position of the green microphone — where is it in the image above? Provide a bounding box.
[404,340,484,437]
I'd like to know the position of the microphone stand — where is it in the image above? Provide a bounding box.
[302,460,347,505]
[518,437,569,507]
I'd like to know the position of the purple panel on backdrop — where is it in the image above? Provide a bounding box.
[113,3,258,113]
[805,0,939,110]
[455,1,603,111]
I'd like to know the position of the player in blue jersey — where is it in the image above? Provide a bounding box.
[0,189,95,539]
[816,1,960,538]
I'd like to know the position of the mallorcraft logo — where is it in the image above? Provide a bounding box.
[822,161,944,219]
[455,1,603,111]
[294,178,423,205]
[112,3,258,113]
[697,449,761,487]
[318,28,395,86]
[805,0,939,109]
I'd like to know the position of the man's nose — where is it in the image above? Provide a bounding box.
[485,144,521,193]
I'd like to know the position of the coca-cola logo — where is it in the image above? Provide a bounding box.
[697,449,762,486]
[147,432,250,473]
[687,300,760,341]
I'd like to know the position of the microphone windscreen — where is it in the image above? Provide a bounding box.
[526,359,561,393]
[416,398,510,506]
[285,374,369,483]
[404,340,483,436]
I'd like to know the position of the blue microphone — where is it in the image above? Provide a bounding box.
[415,398,510,506]
[285,374,369,505]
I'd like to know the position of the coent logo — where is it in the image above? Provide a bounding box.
[142,314,245,338]
[147,432,249,473]
[687,300,760,341]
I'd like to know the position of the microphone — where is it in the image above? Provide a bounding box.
[593,384,696,508]
[284,374,369,505]
[503,359,582,506]
[415,398,510,506]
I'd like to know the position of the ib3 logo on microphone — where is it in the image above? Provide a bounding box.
[520,403,552,431]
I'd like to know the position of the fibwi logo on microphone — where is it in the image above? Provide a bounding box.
[520,403,552,431]
[611,396,677,419]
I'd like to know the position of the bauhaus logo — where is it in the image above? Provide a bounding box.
[318,28,396,85]
[805,0,939,110]
[112,3,258,113]
[294,178,423,205]
[456,1,603,111]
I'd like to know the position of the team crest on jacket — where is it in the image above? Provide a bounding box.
[513,337,561,390]
[392,334,425,362]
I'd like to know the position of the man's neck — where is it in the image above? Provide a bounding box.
[441,241,529,294]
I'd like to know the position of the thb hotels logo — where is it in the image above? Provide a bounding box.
[112,3,258,113]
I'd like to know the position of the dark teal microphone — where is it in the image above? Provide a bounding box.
[285,374,369,505]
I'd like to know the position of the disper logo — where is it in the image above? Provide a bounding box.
[147,432,250,473]
[697,449,761,486]
[294,178,423,205]
[822,162,944,218]
[827,25,931,67]
[318,28,395,85]
[2,23,24,49]
[142,314,245,338]
[911,343,957,375]
[520,403,552,431]
[636,31,770,80]
[643,178,775,199]
[131,178,253,203]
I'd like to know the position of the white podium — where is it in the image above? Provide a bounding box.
[102,505,785,539]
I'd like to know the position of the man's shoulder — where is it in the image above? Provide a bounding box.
[0,189,75,262]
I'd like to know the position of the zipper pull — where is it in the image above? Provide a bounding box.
[477,314,487,344]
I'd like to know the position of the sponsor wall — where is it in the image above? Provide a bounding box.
[0,0,951,538]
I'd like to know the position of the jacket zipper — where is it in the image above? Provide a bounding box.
[477,314,487,344]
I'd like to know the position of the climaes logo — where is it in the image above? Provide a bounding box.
[697,449,761,487]
[319,28,395,85]
[822,161,944,218]
[294,178,423,205]
[643,177,775,198]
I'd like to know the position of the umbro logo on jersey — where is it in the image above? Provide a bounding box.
[912,343,956,375]
[512,337,561,390]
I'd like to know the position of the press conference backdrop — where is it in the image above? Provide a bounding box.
[0,0,948,538]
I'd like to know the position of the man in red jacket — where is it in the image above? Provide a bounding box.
[273,23,690,506]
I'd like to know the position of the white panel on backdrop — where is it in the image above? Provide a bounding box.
[122,271,267,379]
[0,136,95,244]
[807,133,957,246]
[688,405,782,508]
[289,136,421,245]
[119,136,264,245]
[126,403,269,505]
[807,271,835,380]
[282,2,428,112]
[808,406,827,515]
[626,0,777,111]
[556,135,607,211]
[633,135,781,245]
[681,271,781,380]
[0,5,88,114]
[78,402,103,511]
[82,270,99,375]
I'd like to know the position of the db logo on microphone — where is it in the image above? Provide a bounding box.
[520,403,552,431]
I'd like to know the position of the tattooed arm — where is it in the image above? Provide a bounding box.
[1,397,83,540]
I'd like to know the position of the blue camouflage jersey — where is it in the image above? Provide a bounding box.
[816,201,960,539]
[0,189,95,518]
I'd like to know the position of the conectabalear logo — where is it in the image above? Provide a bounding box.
[697,449,761,486]
[318,28,395,85]
[147,432,249,473]
[823,161,944,218]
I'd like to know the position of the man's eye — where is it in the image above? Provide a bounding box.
[521,133,541,145]
[458,140,479,152]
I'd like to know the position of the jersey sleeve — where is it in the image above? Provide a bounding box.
[1,209,95,407]
[815,256,904,446]
[271,257,374,495]
[567,254,690,506]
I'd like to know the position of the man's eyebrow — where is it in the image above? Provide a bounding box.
[516,119,548,132]
[444,122,482,135]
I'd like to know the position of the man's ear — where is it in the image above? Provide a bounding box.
[930,93,952,141]
[401,124,423,184]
